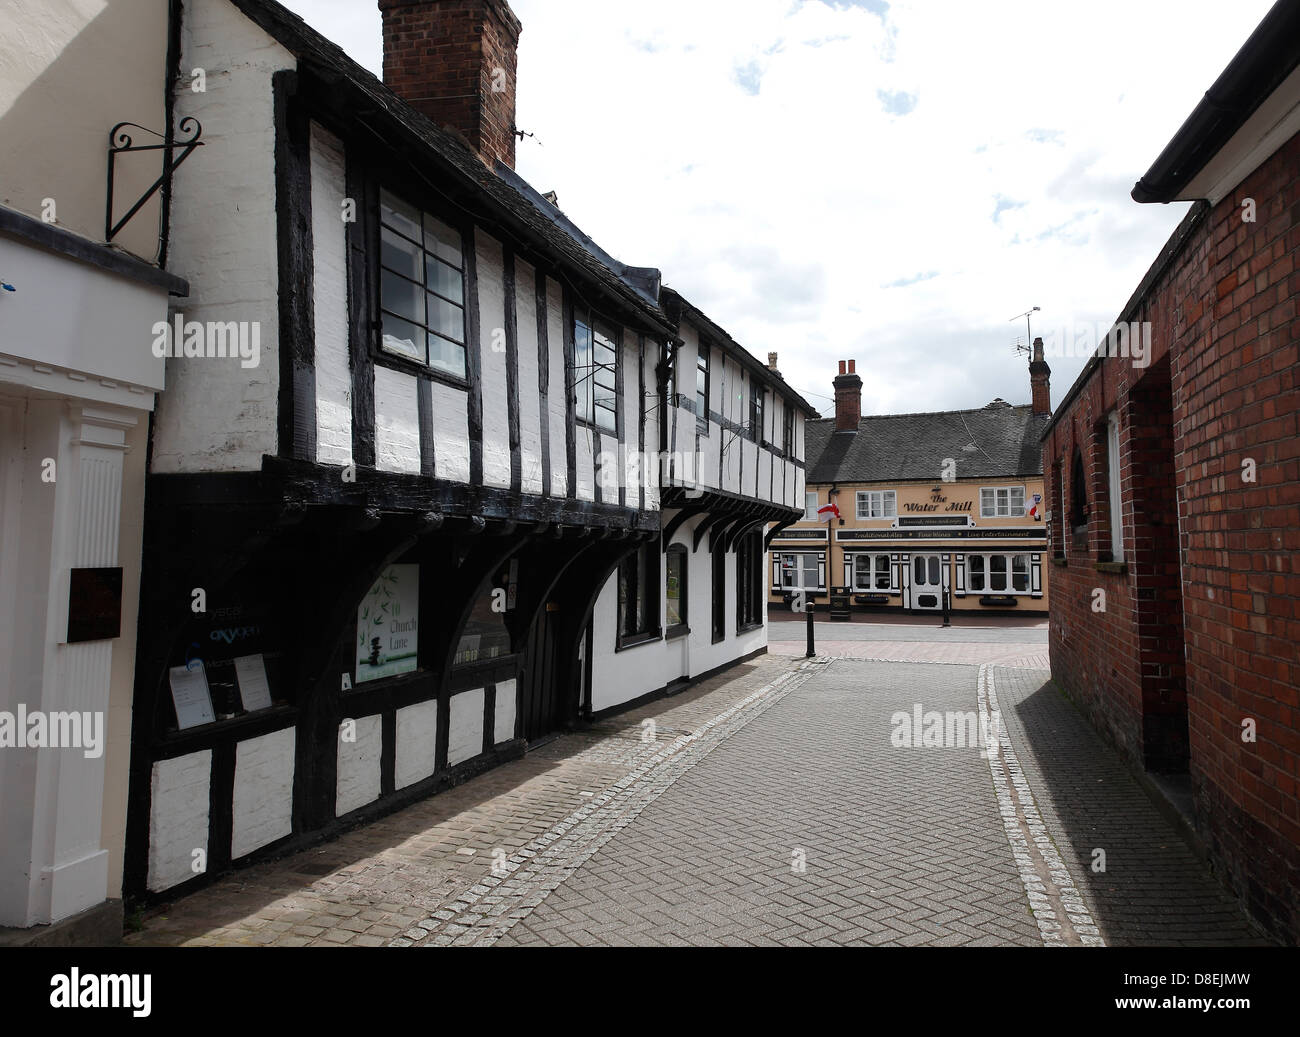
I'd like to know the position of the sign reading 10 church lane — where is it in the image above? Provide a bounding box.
[356,565,420,684]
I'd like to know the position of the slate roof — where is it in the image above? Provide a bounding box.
[228,0,672,336]
[806,401,1050,484]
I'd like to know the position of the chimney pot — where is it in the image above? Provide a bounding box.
[838,360,847,375]
[768,352,778,370]
[848,359,856,374]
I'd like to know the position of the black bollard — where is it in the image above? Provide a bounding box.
[941,587,951,628]
[805,600,815,658]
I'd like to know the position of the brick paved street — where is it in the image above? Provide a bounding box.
[127,642,1267,948]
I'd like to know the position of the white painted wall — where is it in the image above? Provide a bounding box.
[151,0,296,473]
[231,727,295,859]
[147,751,211,893]
[430,381,470,482]
[335,714,382,817]
[395,699,438,791]
[374,366,421,475]
[448,689,485,766]
[311,122,352,469]
[545,277,567,497]
[588,519,767,715]
[515,257,543,495]
[476,230,511,489]
[494,679,517,745]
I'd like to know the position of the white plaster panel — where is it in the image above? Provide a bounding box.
[335,714,382,817]
[395,699,439,791]
[515,257,544,495]
[429,380,470,482]
[576,426,595,502]
[147,751,211,893]
[545,277,568,497]
[494,679,517,745]
[374,365,421,475]
[310,122,353,468]
[448,688,485,766]
[476,231,511,489]
[231,727,295,859]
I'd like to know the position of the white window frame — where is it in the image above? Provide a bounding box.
[966,553,1033,595]
[852,553,894,592]
[778,552,821,592]
[979,485,1026,518]
[803,491,819,522]
[855,490,897,520]
[1106,411,1123,562]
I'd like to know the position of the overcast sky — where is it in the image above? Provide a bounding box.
[280,0,1274,417]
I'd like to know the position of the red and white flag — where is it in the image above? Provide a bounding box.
[817,502,841,521]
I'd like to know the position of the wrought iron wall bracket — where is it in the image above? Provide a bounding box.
[106,118,204,244]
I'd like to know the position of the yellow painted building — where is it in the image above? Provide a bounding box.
[769,358,1052,615]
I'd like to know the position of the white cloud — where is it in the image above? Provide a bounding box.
[278,0,1275,415]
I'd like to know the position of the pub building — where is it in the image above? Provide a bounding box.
[125,0,812,902]
[770,354,1052,615]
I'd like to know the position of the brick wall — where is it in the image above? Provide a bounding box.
[1044,129,1300,942]
[378,0,521,169]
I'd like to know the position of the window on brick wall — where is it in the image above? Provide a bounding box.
[1070,446,1088,535]
[1106,411,1123,562]
[379,189,467,379]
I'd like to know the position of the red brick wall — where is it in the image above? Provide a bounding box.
[1174,131,1300,942]
[1044,129,1299,942]
[378,0,521,169]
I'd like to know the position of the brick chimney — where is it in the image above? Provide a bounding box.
[378,0,523,170]
[1029,337,1052,415]
[833,359,862,432]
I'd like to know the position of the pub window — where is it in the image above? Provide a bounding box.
[856,490,897,520]
[781,552,819,590]
[980,485,1026,518]
[696,345,710,430]
[618,542,660,647]
[736,530,764,631]
[379,189,466,379]
[711,546,726,643]
[666,545,688,637]
[966,554,1032,594]
[854,554,891,590]
[1106,411,1123,561]
[574,312,618,433]
[783,407,795,456]
[804,491,819,521]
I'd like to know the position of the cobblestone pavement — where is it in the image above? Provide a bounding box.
[127,649,1267,948]
[768,615,1050,669]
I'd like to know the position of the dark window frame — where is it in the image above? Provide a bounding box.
[616,542,662,651]
[665,544,689,640]
[376,187,469,384]
[735,530,765,633]
[782,406,795,456]
[750,384,765,445]
[573,310,619,434]
[696,343,710,432]
[711,545,726,644]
